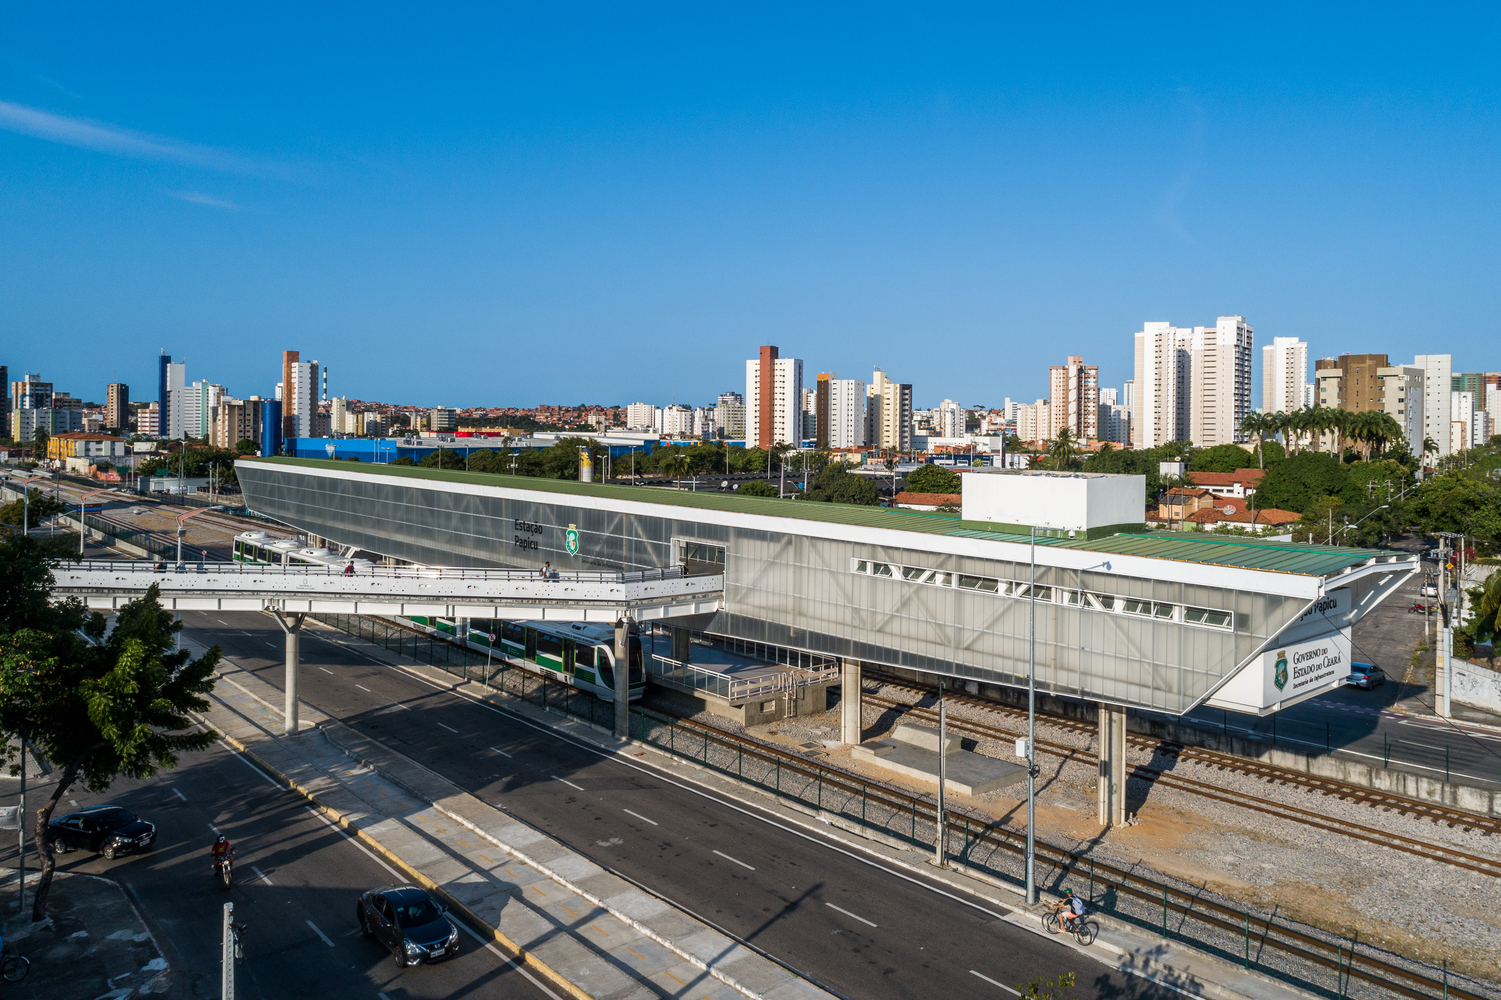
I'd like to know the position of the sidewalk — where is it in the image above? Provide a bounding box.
[1,869,170,997]
[205,666,835,1000]
[286,619,1323,1000]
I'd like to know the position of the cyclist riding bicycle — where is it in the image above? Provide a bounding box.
[1055,888,1087,932]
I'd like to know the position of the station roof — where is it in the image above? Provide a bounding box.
[241,457,1389,578]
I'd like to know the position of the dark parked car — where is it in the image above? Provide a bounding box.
[356,885,459,967]
[47,806,156,859]
[1346,662,1386,690]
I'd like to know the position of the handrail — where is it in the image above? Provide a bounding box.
[58,558,703,586]
[647,653,839,702]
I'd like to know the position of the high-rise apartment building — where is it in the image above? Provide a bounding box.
[1262,337,1309,414]
[825,378,867,449]
[1121,380,1135,414]
[164,361,186,439]
[0,365,8,439]
[105,383,130,432]
[1133,317,1253,448]
[157,352,170,431]
[625,402,657,430]
[935,399,966,439]
[745,346,803,449]
[10,372,52,442]
[285,359,319,439]
[1047,356,1099,441]
[1376,364,1425,458]
[211,396,263,450]
[1412,355,1453,457]
[866,368,912,452]
[801,388,817,442]
[182,381,226,440]
[1453,391,1476,453]
[1314,354,1387,413]
[138,402,160,437]
[715,392,745,440]
[661,404,694,437]
[1016,399,1049,444]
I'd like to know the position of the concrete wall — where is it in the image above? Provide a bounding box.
[883,665,1501,819]
[1454,658,1501,714]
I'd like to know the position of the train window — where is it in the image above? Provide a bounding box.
[502,622,524,644]
[628,637,644,685]
[524,628,538,660]
[536,632,560,660]
[576,645,596,669]
[563,639,576,672]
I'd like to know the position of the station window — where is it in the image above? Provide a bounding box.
[678,540,726,575]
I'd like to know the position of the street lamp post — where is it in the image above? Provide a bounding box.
[79,488,110,556]
[1337,504,1389,546]
[1025,524,1038,905]
[20,475,47,534]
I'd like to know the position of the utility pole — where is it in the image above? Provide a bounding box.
[934,680,947,868]
[221,901,236,999]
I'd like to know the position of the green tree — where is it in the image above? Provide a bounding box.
[234,438,259,455]
[31,427,50,458]
[1255,452,1352,514]
[1297,495,1345,545]
[419,448,464,469]
[1045,428,1082,470]
[905,463,962,494]
[0,489,67,528]
[1190,443,1257,473]
[1017,971,1077,999]
[737,480,778,497]
[0,539,219,920]
[660,450,692,488]
[1458,572,1501,664]
[805,464,881,505]
[1240,413,1271,468]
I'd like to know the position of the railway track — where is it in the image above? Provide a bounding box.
[860,688,1501,881]
[864,667,1501,836]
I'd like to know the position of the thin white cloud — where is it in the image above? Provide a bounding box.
[0,99,281,176]
[171,190,240,210]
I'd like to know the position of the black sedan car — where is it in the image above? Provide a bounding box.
[356,885,459,967]
[47,806,156,860]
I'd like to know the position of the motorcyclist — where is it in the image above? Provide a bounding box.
[211,834,235,869]
[1054,888,1087,932]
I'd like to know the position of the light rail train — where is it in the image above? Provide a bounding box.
[408,616,645,703]
[233,530,375,571]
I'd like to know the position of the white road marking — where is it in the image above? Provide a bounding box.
[355,684,371,692]
[318,667,333,675]
[552,776,584,791]
[264,642,276,648]
[304,806,401,878]
[216,619,229,626]
[172,787,186,802]
[395,703,411,711]
[713,850,755,870]
[379,994,392,1000]
[437,722,459,733]
[306,919,335,947]
[207,822,222,835]
[824,902,876,927]
[490,747,513,758]
[971,970,1019,994]
[623,809,658,826]
[241,631,253,636]
[453,921,564,1000]
[251,865,273,885]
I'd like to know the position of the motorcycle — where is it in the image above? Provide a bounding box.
[214,854,234,889]
[1407,603,1436,614]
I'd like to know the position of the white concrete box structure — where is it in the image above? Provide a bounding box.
[960,470,1147,539]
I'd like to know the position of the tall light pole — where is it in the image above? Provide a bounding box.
[79,488,110,556]
[20,474,47,534]
[1025,524,1038,905]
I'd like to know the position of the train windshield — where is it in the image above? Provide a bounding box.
[629,636,644,685]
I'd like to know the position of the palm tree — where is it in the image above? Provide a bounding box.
[661,450,691,489]
[1422,436,1439,467]
[1240,412,1270,468]
[1047,428,1081,470]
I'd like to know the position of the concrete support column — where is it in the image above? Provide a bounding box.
[456,617,470,641]
[1096,702,1127,827]
[272,610,307,735]
[840,658,862,744]
[669,626,690,663]
[613,617,632,739]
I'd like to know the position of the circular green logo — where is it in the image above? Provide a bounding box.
[565,526,580,557]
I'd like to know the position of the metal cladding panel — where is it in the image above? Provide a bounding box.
[236,460,1380,716]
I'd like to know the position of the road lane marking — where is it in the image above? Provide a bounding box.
[490,747,512,757]
[306,919,335,947]
[318,667,333,674]
[452,922,564,1000]
[713,850,755,870]
[264,642,276,648]
[395,702,411,711]
[970,970,1019,994]
[824,902,876,927]
[251,865,273,885]
[241,631,253,636]
[552,776,584,791]
[591,924,609,936]
[627,947,647,960]
[207,822,222,835]
[172,787,186,801]
[623,809,658,826]
[303,807,402,879]
[561,905,578,917]
[216,619,229,626]
[437,722,459,733]
[355,684,371,692]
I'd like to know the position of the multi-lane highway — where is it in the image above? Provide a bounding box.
[0,736,558,1000]
[178,610,1174,1000]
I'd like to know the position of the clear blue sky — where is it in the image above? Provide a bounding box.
[2,5,1497,410]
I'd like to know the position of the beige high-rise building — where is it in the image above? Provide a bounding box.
[1261,337,1308,415]
[211,396,262,450]
[105,382,130,433]
[1047,356,1098,441]
[1377,364,1424,457]
[1016,399,1049,445]
[1133,316,1253,448]
[866,368,913,452]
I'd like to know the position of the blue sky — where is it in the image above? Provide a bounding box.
[1,5,1497,410]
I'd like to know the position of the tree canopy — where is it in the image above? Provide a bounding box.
[804,464,881,505]
[905,463,961,494]
[737,480,778,497]
[1189,444,1257,474]
[1253,452,1352,514]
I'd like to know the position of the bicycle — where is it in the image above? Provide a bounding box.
[1,952,30,983]
[1043,908,1099,946]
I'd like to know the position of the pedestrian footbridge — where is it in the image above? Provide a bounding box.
[51,560,725,623]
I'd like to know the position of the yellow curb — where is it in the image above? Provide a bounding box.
[216,726,601,1000]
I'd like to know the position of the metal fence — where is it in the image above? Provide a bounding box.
[312,612,1491,1000]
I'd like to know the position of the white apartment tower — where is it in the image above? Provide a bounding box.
[745,346,803,449]
[1262,336,1309,414]
[288,360,320,439]
[1413,354,1453,457]
[827,378,867,449]
[866,368,913,452]
[165,361,187,440]
[1047,356,1099,441]
[935,399,966,439]
[1376,365,1425,458]
[1133,316,1253,448]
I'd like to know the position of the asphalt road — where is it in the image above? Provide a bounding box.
[181,611,1176,1000]
[1181,567,1501,789]
[0,738,557,1000]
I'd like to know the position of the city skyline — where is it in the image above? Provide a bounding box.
[3,8,1499,405]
